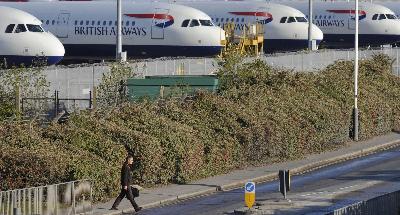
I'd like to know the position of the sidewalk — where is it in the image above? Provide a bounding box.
[92,132,400,215]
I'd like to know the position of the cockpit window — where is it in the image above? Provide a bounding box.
[14,24,27,33]
[287,17,296,23]
[5,24,15,33]
[372,14,378,20]
[280,17,287,23]
[386,14,397,19]
[26,24,44,32]
[181,19,190,27]
[189,19,200,27]
[199,20,213,26]
[378,14,387,20]
[295,17,307,22]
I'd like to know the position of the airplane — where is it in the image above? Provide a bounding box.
[0,1,226,59]
[270,1,400,48]
[81,0,324,53]
[373,1,400,19]
[170,0,324,53]
[0,6,64,67]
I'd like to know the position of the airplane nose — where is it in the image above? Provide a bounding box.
[311,24,324,44]
[43,32,65,65]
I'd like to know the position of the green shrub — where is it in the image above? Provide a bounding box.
[1,54,400,202]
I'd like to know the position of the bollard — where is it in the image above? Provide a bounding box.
[279,170,290,200]
[13,208,21,215]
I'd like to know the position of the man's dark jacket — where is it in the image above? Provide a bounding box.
[120,164,132,186]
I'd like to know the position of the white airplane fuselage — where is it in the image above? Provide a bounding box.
[275,1,400,47]
[175,1,324,53]
[0,1,225,58]
[0,6,64,67]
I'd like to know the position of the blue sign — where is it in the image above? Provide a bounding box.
[245,182,255,193]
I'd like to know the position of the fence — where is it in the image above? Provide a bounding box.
[0,180,92,215]
[38,47,400,103]
[20,90,93,120]
[328,190,400,215]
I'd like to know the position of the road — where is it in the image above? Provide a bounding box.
[135,147,400,215]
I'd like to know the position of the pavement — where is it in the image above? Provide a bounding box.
[92,132,400,215]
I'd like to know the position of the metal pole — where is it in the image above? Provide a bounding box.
[0,192,2,215]
[308,0,313,50]
[28,189,31,215]
[72,182,76,215]
[116,0,122,61]
[354,0,359,141]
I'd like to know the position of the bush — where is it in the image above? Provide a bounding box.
[1,54,400,202]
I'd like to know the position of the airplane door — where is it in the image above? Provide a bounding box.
[151,8,169,39]
[56,12,70,38]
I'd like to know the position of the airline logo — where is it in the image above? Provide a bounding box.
[326,10,367,20]
[125,14,174,28]
[229,12,273,24]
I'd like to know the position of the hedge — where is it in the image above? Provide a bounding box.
[1,54,399,201]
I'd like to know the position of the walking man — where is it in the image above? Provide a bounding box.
[110,155,142,212]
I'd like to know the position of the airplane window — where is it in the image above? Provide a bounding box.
[74,20,78,25]
[200,20,213,26]
[225,18,229,22]
[80,20,84,25]
[386,14,397,19]
[236,18,239,23]
[109,21,112,26]
[126,21,129,26]
[52,20,55,25]
[372,14,378,20]
[97,21,101,25]
[231,18,234,22]
[46,20,49,25]
[296,17,308,22]
[216,18,219,22]
[242,18,245,22]
[190,19,200,27]
[27,24,44,32]
[86,21,89,25]
[103,21,106,26]
[287,17,296,23]
[132,21,135,26]
[92,21,95,25]
[14,24,27,33]
[280,17,287,23]
[5,24,15,33]
[314,15,318,19]
[379,14,386,20]
[115,21,118,26]
[181,19,190,27]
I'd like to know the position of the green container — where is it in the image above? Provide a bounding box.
[126,75,218,101]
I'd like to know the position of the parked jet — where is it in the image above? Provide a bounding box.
[0,6,64,67]
[374,2,400,19]
[273,1,400,47]
[108,0,323,53]
[0,1,225,58]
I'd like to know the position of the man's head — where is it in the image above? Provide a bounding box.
[125,155,134,165]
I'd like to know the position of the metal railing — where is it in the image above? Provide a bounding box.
[328,190,400,215]
[0,180,92,215]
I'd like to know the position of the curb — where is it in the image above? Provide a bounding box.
[100,137,400,215]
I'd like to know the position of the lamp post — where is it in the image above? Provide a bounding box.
[116,0,122,61]
[354,0,359,141]
[308,0,313,50]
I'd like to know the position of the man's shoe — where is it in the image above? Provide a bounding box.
[135,207,142,212]
[110,207,118,210]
